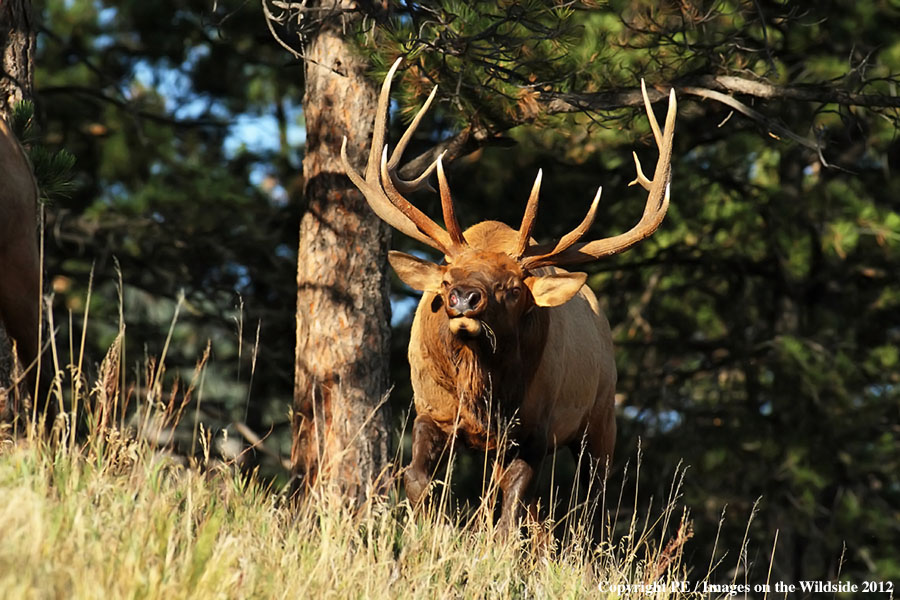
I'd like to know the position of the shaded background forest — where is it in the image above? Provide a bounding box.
[19,0,900,587]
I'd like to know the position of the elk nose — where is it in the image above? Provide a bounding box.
[448,286,483,316]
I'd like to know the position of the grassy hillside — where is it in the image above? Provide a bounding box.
[0,402,721,599]
[0,423,711,599]
[0,307,725,599]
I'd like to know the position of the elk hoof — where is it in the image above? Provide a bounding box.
[404,469,432,507]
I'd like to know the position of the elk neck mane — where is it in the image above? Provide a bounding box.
[417,221,551,446]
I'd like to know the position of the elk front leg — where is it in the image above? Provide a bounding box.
[497,433,547,533]
[404,414,448,507]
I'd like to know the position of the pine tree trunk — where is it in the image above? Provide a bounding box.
[290,3,393,502]
[0,0,36,398]
[0,0,34,118]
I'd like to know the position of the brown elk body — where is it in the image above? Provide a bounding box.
[0,116,40,394]
[342,59,676,529]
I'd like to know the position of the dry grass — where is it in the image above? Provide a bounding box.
[0,291,719,600]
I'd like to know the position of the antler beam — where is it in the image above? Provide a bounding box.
[520,80,677,269]
[341,58,466,257]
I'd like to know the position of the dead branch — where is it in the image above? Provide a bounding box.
[397,74,898,174]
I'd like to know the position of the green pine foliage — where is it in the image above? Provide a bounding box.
[9,100,76,202]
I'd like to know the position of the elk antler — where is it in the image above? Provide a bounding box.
[513,169,542,259]
[519,80,677,269]
[341,58,466,257]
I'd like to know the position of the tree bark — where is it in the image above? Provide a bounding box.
[290,2,393,502]
[0,0,36,400]
[0,0,34,119]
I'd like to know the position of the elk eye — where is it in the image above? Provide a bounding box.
[509,287,521,299]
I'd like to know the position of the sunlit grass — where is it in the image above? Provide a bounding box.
[0,285,722,599]
[0,439,704,598]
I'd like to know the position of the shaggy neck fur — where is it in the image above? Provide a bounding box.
[424,301,549,450]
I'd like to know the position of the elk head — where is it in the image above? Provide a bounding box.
[385,232,588,343]
[341,59,676,345]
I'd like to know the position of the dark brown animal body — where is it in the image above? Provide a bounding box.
[400,222,617,526]
[342,59,676,529]
[0,116,40,394]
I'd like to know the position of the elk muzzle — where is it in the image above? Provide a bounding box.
[447,285,484,317]
[447,284,486,338]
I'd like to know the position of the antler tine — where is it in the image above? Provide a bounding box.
[381,147,454,255]
[629,81,668,193]
[521,84,677,269]
[388,85,439,195]
[629,151,652,191]
[520,186,602,269]
[364,57,403,183]
[436,154,467,250]
[341,57,451,254]
[513,169,542,259]
[641,79,664,148]
[561,187,603,250]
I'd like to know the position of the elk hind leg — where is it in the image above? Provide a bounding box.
[569,395,616,536]
[582,382,616,480]
[0,236,41,398]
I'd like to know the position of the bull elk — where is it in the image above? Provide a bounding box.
[342,59,676,530]
[0,116,41,398]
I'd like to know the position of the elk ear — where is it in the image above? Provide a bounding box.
[524,272,587,307]
[388,251,444,292]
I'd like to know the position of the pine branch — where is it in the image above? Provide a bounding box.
[10,100,76,201]
[39,86,227,129]
[399,75,899,177]
[540,76,900,114]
